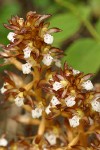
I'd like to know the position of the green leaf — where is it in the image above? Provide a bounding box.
[44,3,62,14]
[33,0,50,8]
[77,5,91,20]
[62,38,100,74]
[49,13,80,46]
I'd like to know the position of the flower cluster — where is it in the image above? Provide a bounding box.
[0,12,63,72]
[0,11,100,150]
[40,63,100,129]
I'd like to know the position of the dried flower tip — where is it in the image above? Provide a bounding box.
[51,96,60,106]
[55,59,62,68]
[91,97,100,112]
[82,80,94,90]
[53,81,63,91]
[72,69,80,75]
[47,74,53,81]
[65,96,76,107]
[14,96,24,107]
[42,54,53,66]
[69,115,80,128]
[22,62,32,74]
[32,107,43,118]
[0,138,8,147]
[23,47,32,59]
[45,105,51,115]
[44,34,54,44]
[0,82,8,94]
[7,32,16,42]
[44,132,57,145]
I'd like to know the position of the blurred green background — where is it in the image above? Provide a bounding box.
[0,0,100,82]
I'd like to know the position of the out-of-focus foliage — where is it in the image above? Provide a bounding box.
[63,38,100,73]
[32,0,62,14]
[96,20,100,34]
[0,0,100,75]
[0,1,21,45]
[49,0,100,74]
[49,13,80,46]
[0,1,21,71]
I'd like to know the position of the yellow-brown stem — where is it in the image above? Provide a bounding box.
[67,134,80,149]
[32,112,46,144]
[9,57,22,70]
[38,112,45,136]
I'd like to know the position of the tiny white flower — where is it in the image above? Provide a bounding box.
[44,132,57,145]
[22,62,32,74]
[55,59,62,68]
[32,107,43,118]
[51,96,60,106]
[42,145,48,150]
[0,138,8,147]
[7,32,16,42]
[45,105,51,115]
[65,96,76,107]
[73,69,80,75]
[14,96,24,107]
[88,117,94,125]
[53,81,63,91]
[0,82,8,94]
[91,97,100,113]
[82,80,94,91]
[69,115,80,128]
[42,54,53,66]
[23,47,32,59]
[18,18,24,26]
[44,34,54,44]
